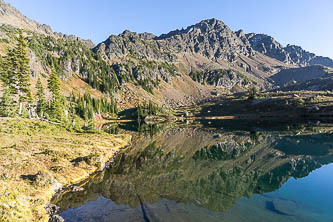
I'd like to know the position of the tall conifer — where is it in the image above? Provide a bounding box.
[0,87,16,117]
[1,49,18,95]
[36,77,46,118]
[15,30,32,115]
[48,65,63,121]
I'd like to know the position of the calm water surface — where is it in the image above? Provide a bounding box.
[54,121,333,222]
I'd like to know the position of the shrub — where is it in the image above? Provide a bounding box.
[247,86,258,100]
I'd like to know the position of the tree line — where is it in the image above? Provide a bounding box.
[0,30,34,118]
[0,30,118,129]
[137,101,162,120]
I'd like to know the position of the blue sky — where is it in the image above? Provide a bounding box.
[6,0,333,58]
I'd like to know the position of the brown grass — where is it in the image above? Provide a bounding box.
[0,118,131,221]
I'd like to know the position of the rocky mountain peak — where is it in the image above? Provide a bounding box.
[153,18,254,60]
[116,30,155,40]
[156,18,229,40]
[193,18,227,32]
[121,29,136,37]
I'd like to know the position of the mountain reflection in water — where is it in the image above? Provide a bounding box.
[54,121,333,222]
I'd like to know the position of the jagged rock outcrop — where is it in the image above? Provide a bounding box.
[246,33,333,68]
[309,56,333,68]
[155,19,255,60]
[95,19,257,62]
[94,30,176,62]
[53,33,95,48]
[94,18,333,95]
[246,33,292,64]
[93,18,281,95]
[285,45,333,68]
[284,44,316,66]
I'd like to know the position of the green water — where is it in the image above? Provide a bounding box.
[55,121,333,222]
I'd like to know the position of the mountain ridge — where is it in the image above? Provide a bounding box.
[1,1,333,110]
[1,0,331,67]
[246,32,333,67]
[95,17,333,68]
[0,0,95,48]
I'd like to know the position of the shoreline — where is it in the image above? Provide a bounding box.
[102,112,333,124]
[181,112,333,120]
[47,142,132,222]
[1,111,332,221]
[0,119,132,222]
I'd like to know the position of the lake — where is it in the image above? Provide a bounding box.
[53,120,333,222]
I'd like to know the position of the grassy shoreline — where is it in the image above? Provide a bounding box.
[0,118,131,222]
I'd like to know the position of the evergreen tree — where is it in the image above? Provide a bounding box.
[48,65,63,121]
[0,31,32,116]
[48,66,61,98]
[0,56,5,84]
[247,85,258,100]
[15,30,32,115]
[1,49,18,95]
[36,77,46,118]
[0,87,16,117]
[96,99,102,114]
